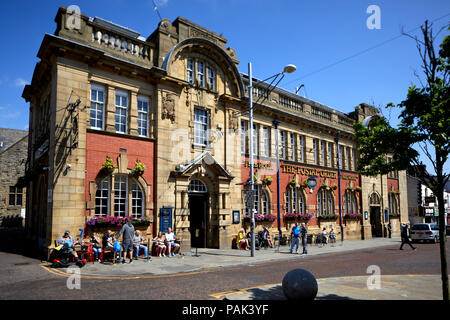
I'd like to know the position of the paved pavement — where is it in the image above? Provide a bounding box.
[38,236,446,300]
[56,237,403,277]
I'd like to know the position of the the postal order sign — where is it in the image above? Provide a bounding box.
[280,164,337,179]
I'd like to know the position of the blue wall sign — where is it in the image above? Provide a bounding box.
[307,176,317,189]
[159,207,173,233]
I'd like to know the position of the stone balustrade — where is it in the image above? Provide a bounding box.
[91,27,151,61]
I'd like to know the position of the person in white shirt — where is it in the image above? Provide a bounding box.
[321,227,328,244]
[165,227,180,257]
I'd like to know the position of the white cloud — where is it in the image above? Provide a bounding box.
[14,78,28,87]
[153,0,168,7]
[0,111,20,119]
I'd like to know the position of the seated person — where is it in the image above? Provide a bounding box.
[161,233,172,257]
[57,230,80,262]
[152,232,167,257]
[165,227,180,256]
[102,230,116,259]
[85,232,102,261]
[133,230,149,260]
[321,227,328,244]
[263,226,274,248]
[329,228,336,242]
[236,229,249,250]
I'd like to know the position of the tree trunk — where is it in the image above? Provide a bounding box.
[437,189,448,300]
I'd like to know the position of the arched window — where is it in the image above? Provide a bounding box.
[245,185,270,215]
[94,175,145,217]
[188,179,208,193]
[369,193,381,205]
[317,189,334,216]
[388,193,398,215]
[286,187,305,214]
[344,190,358,214]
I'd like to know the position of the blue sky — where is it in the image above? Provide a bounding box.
[0,0,448,172]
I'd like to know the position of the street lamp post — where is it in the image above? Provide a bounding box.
[273,120,282,252]
[335,137,344,243]
[247,62,296,257]
[248,62,256,257]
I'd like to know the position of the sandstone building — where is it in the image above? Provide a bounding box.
[22,7,408,257]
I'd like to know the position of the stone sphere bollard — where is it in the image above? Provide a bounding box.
[282,269,318,300]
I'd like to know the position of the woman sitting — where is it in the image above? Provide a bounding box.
[152,232,167,257]
[236,229,249,250]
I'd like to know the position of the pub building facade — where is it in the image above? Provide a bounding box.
[22,7,407,257]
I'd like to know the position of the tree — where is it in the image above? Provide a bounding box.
[354,21,449,300]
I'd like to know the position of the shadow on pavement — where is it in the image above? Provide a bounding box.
[0,227,25,255]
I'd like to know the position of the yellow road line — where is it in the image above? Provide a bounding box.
[209,283,280,299]
[40,264,213,280]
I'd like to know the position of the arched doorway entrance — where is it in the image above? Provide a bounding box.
[369,192,382,237]
[188,179,209,248]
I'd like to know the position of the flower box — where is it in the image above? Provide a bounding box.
[243,213,276,223]
[343,213,362,220]
[86,216,151,228]
[318,215,339,221]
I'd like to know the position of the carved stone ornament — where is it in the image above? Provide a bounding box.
[229,110,239,132]
[184,86,190,108]
[162,92,176,122]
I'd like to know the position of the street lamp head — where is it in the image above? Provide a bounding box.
[283,64,297,74]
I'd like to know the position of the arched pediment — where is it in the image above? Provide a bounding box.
[162,37,244,98]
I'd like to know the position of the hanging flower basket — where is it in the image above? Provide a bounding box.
[331,184,338,190]
[262,176,273,186]
[355,186,362,192]
[130,160,145,177]
[300,180,309,189]
[100,156,116,174]
[289,178,297,186]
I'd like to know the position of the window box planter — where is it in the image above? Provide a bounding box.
[86,216,151,228]
[243,213,276,223]
[318,215,339,221]
[343,213,362,220]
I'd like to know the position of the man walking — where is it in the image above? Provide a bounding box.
[289,223,301,254]
[300,223,308,255]
[116,218,135,263]
[399,223,416,250]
